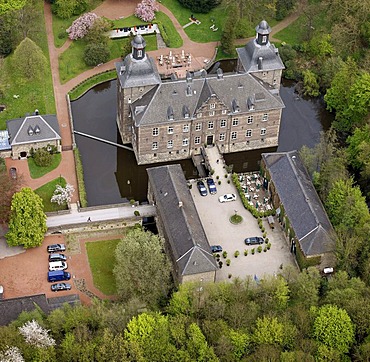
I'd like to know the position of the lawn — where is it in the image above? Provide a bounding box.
[86,239,120,295]
[59,34,157,84]
[0,2,55,130]
[28,153,62,179]
[69,70,117,101]
[34,177,68,212]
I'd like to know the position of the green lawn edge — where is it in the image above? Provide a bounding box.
[86,239,120,295]
[27,153,62,179]
[35,177,68,212]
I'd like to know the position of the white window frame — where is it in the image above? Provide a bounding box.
[197,113,202,118]
[194,136,201,145]
[209,111,215,117]
[262,113,268,121]
[247,116,253,124]
[182,138,189,146]
[168,126,174,134]
[208,121,214,130]
[152,142,158,150]
[183,124,189,132]
[167,140,173,148]
[222,109,227,115]
[220,119,226,128]
[246,129,252,137]
[152,127,159,136]
[195,123,202,131]
[232,118,239,126]
[260,128,267,136]
[231,131,237,140]
[210,103,216,109]
[219,133,225,141]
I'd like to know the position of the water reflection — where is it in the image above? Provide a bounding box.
[71,66,333,206]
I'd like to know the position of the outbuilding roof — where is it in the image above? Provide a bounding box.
[262,151,335,256]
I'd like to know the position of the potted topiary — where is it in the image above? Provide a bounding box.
[257,245,263,253]
[228,273,232,279]
[222,251,227,259]
[244,249,248,256]
[251,248,255,255]
[226,259,231,266]
[267,242,271,250]
[234,250,240,258]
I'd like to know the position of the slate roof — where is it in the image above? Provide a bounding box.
[237,38,284,73]
[262,151,335,256]
[0,294,50,326]
[132,72,284,126]
[147,165,218,277]
[6,115,61,146]
[116,54,161,89]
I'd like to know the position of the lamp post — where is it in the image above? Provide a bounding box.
[127,179,131,196]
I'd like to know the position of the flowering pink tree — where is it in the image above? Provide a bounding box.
[135,0,159,22]
[66,12,99,40]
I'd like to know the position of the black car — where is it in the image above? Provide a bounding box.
[9,167,17,179]
[211,245,223,253]
[197,180,208,196]
[51,283,71,292]
[206,178,217,195]
[48,253,67,262]
[244,237,265,245]
[47,244,66,253]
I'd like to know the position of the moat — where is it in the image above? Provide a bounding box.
[71,68,333,206]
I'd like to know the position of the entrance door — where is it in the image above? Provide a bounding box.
[20,151,27,159]
[206,135,213,146]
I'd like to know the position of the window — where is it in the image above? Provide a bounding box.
[197,113,202,118]
[182,138,188,146]
[210,103,215,109]
[194,136,201,145]
[195,123,202,131]
[167,140,173,148]
[262,113,268,121]
[137,49,142,57]
[222,109,227,115]
[232,118,239,126]
[262,35,267,43]
[152,142,158,150]
[208,121,214,130]
[260,128,266,136]
[209,111,215,116]
[183,124,189,132]
[220,119,226,128]
[168,126,174,134]
[246,129,252,137]
[231,131,237,140]
[152,128,159,136]
[247,115,253,124]
[219,133,225,141]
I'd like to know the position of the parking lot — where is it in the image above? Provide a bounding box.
[190,171,297,282]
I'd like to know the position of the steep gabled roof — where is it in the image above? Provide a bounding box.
[147,165,217,277]
[7,115,61,146]
[262,151,335,256]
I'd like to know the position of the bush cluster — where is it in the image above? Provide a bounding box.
[33,148,53,167]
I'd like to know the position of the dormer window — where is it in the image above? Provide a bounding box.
[210,103,215,109]
[167,106,174,121]
[247,96,255,111]
[34,125,40,134]
[186,85,192,96]
[27,126,34,136]
[232,99,240,113]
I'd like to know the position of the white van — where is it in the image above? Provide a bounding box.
[49,261,68,271]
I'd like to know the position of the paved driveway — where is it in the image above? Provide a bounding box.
[190,172,297,282]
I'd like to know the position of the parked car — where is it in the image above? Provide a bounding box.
[206,178,217,194]
[49,261,68,271]
[47,244,66,253]
[211,245,223,253]
[51,283,71,292]
[48,253,67,262]
[197,180,208,196]
[244,236,265,245]
[9,167,17,179]
[218,193,236,203]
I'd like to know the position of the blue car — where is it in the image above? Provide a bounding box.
[211,245,223,253]
[207,178,217,194]
[197,181,208,196]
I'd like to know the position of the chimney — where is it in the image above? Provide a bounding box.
[258,57,263,70]
[178,201,183,208]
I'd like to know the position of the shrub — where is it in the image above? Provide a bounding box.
[34,148,52,167]
[226,259,231,266]
[218,261,223,268]
[251,248,255,255]
[264,246,267,252]
[267,243,271,250]
[66,12,98,40]
[234,250,240,258]
[74,148,87,207]
[263,232,267,238]
[134,210,140,216]
[224,174,228,178]
[261,227,266,233]
[228,273,232,278]
[222,251,227,259]
[244,249,248,256]
[216,175,219,179]
[257,245,263,253]
[227,180,230,184]
[218,181,221,185]
[210,169,215,175]
[84,42,110,66]
[58,30,68,39]
[265,237,269,243]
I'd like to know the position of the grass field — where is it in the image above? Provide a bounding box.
[86,239,120,295]
[28,153,62,179]
[0,2,55,130]
[35,177,68,212]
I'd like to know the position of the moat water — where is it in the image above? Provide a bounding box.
[71,62,333,206]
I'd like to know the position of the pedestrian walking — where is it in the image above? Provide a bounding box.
[216,159,219,164]
[87,217,91,222]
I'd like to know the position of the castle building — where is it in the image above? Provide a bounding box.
[116,20,285,165]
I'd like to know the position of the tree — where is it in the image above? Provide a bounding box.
[0,0,26,15]
[18,320,55,348]
[302,70,320,97]
[52,0,86,19]
[84,42,110,66]
[311,304,355,354]
[6,187,47,248]
[252,316,285,346]
[113,229,172,306]
[0,346,24,362]
[220,7,236,55]
[66,12,98,40]
[12,37,47,80]
[134,0,159,22]
[33,148,52,167]
[0,13,17,56]
[51,184,75,206]
[177,0,221,13]
[85,17,113,43]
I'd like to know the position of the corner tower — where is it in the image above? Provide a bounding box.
[237,20,284,88]
[116,35,161,143]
